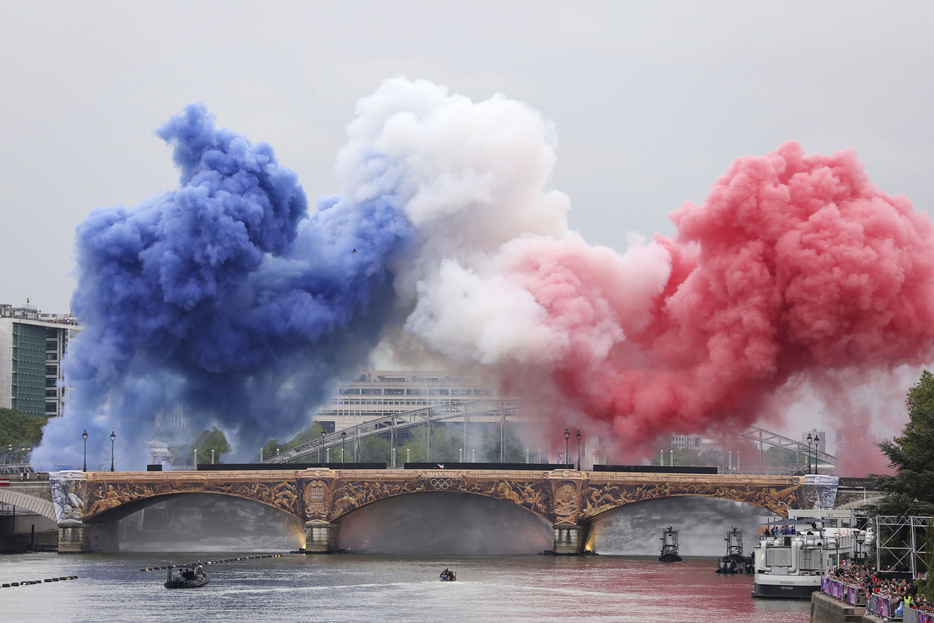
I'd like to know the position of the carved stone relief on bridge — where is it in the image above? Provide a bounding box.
[48,471,836,527]
[49,472,88,524]
[302,480,332,521]
[551,481,581,523]
[578,479,818,521]
[76,477,301,521]
[319,474,559,523]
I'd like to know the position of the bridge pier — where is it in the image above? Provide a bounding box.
[58,522,90,553]
[89,521,119,553]
[57,521,120,553]
[304,521,339,553]
[553,522,584,555]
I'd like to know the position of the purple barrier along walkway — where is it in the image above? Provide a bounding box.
[821,577,861,605]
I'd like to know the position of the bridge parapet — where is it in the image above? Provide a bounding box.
[47,469,838,554]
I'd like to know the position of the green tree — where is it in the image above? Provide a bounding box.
[761,446,800,469]
[921,524,934,598]
[358,434,391,464]
[261,438,281,461]
[652,446,709,467]
[193,427,231,464]
[482,422,526,463]
[0,408,47,451]
[398,424,429,463]
[871,370,934,516]
[261,421,327,461]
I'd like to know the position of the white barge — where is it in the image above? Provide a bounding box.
[751,509,867,599]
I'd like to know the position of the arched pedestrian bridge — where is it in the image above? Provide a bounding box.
[49,469,838,554]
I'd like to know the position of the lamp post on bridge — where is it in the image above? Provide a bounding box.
[576,431,581,471]
[806,433,814,474]
[319,430,325,463]
[341,430,347,466]
[812,434,819,474]
[82,430,88,472]
[564,429,570,467]
[110,431,116,472]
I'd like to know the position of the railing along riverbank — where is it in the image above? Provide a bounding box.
[821,573,934,622]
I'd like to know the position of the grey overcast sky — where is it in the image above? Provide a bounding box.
[2,1,932,315]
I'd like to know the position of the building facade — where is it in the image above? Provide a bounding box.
[312,369,500,432]
[0,304,80,418]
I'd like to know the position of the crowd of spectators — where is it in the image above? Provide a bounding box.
[827,561,933,617]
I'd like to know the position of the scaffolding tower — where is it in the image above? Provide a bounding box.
[874,515,931,578]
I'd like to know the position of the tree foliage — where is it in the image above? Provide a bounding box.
[261,421,327,462]
[192,427,231,464]
[0,408,47,450]
[761,446,800,469]
[923,524,934,597]
[481,422,526,463]
[168,427,232,465]
[399,424,463,463]
[871,370,934,516]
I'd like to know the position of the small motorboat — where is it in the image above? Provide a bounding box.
[440,568,456,582]
[716,526,745,574]
[716,556,739,574]
[715,526,755,574]
[659,526,682,562]
[165,564,209,589]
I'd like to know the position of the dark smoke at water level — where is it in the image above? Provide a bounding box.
[116,494,304,552]
[336,492,553,554]
[589,496,777,557]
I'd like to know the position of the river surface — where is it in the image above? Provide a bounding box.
[2,552,811,623]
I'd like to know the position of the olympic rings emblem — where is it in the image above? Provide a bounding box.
[430,478,453,490]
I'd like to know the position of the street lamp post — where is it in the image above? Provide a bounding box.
[319,430,325,463]
[812,434,820,474]
[564,429,570,466]
[341,430,347,466]
[82,430,88,472]
[806,433,813,475]
[110,431,116,472]
[576,431,582,471]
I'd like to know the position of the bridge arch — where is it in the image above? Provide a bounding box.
[582,495,776,556]
[319,476,555,524]
[333,491,552,554]
[0,489,56,522]
[84,491,294,524]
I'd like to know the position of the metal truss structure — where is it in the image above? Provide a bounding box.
[734,426,836,467]
[261,398,838,469]
[874,515,931,578]
[263,398,555,466]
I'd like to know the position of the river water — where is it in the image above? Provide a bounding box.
[3,552,811,622]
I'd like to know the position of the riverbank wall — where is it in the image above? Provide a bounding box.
[811,592,881,623]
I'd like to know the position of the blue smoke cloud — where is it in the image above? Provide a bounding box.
[32,103,414,469]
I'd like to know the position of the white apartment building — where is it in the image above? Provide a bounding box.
[0,303,80,419]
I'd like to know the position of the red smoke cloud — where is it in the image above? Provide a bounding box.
[501,142,934,454]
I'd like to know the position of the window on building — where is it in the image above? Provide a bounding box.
[45,402,57,414]
[46,378,56,387]
[46,352,58,361]
[46,365,57,376]
[46,389,57,398]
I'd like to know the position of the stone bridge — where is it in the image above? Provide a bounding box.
[48,469,839,554]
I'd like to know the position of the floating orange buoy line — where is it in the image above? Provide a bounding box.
[1,576,78,588]
[139,553,282,572]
